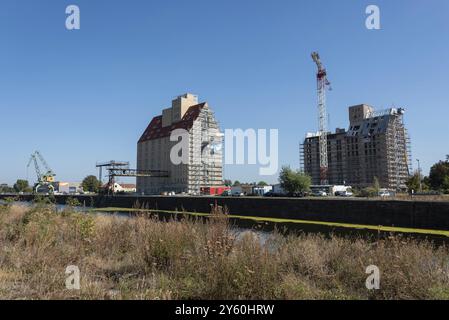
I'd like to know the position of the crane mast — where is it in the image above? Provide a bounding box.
[311,52,331,185]
[27,154,42,183]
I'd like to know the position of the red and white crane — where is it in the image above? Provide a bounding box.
[311,52,331,185]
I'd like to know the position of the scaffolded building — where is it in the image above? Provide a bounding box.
[301,104,412,190]
[137,94,223,195]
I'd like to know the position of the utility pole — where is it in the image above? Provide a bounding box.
[416,159,422,192]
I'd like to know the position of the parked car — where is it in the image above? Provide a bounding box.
[335,190,354,197]
[288,192,307,198]
[311,190,327,197]
[264,191,282,197]
[379,190,392,197]
[232,192,244,197]
[220,190,232,196]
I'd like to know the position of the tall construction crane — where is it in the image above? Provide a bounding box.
[311,51,331,185]
[27,151,56,193]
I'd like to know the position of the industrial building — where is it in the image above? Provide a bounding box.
[137,94,224,195]
[301,104,412,190]
[54,182,83,195]
[103,182,136,194]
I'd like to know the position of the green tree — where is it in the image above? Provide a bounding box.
[429,159,449,191]
[13,179,30,193]
[406,173,421,193]
[359,187,377,198]
[423,176,429,186]
[443,176,449,194]
[81,175,101,193]
[65,197,82,207]
[223,179,232,186]
[0,184,14,193]
[359,176,382,198]
[422,176,431,191]
[279,166,311,195]
[257,181,268,186]
[233,180,241,186]
[373,176,381,194]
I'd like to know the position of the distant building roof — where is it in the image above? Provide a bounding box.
[102,182,136,190]
[119,184,136,189]
[138,103,206,143]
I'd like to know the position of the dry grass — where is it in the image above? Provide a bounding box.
[392,194,449,202]
[1,203,449,300]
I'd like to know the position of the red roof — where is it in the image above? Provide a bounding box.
[138,103,206,143]
[118,184,136,189]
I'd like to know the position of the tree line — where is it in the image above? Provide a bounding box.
[0,176,102,194]
[406,155,449,194]
[2,155,449,195]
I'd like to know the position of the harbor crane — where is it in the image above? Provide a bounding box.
[27,151,56,194]
[96,160,169,195]
[311,51,332,185]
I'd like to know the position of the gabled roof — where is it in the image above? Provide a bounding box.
[138,103,206,143]
[117,183,136,189]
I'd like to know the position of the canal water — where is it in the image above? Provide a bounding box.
[0,201,273,245]
[3,200,447,244]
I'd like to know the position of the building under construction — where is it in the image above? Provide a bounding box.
[301,104,412,190]
[137,94,223,195]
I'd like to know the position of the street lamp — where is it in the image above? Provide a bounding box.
[416,159,422,192]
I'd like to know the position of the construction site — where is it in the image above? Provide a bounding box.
[19,53,413,196]
[300,52,412,191]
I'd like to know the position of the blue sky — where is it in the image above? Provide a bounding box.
[0,0,448,185]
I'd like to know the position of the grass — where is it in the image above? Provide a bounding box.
[93,207,449,237]
[393,194,449,202]
[1,203,449,300]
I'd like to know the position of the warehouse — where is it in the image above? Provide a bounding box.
[137,94,224,195]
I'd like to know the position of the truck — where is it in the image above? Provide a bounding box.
[200,186,231,196]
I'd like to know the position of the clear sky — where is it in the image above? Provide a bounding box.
[1,0,448,185]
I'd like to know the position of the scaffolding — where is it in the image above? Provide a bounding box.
[406,129,413,175]
[301,134,349,186]
[301,107,412,190]
[188,107,223,194]
[385,109,410,190]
